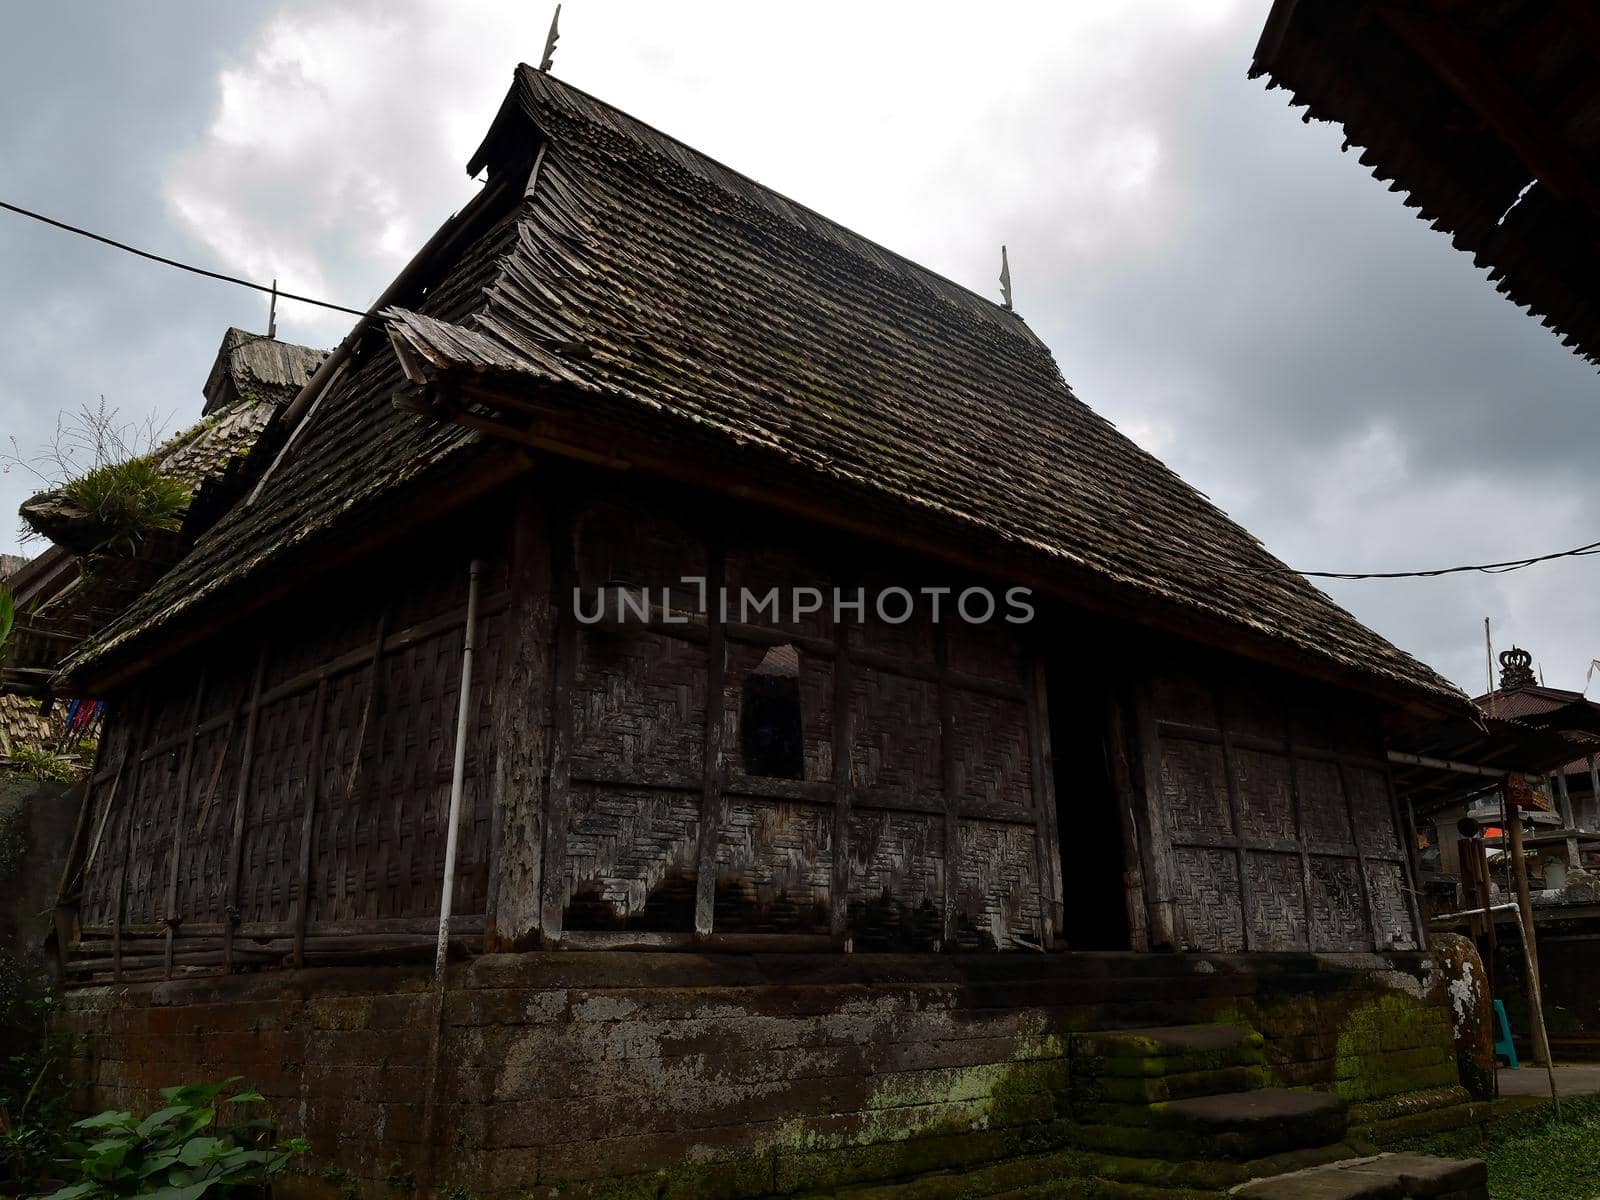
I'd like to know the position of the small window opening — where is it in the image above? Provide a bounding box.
[741,644,804,779]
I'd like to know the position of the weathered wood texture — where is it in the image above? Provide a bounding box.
[71,513,515,971]
[1138,667,1422,954]
[550,492,1050,951]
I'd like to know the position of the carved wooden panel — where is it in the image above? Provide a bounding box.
[846,809,944,950]
[713,798,832,933]
[955,819,1042,950]
[563,783,701,929]
[1172,846,1244,951]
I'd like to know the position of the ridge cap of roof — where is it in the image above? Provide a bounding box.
[484,65,1040,345]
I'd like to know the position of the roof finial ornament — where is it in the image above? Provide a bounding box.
[1499,646,1536,691]
[540,4,561,73]
[998,245,1013,311]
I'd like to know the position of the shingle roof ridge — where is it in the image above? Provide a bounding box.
[508,66,1041,346]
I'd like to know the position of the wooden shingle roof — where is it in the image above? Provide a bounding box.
[70,67,1467,713]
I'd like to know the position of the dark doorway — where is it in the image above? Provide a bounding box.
[1047,656,1133,950]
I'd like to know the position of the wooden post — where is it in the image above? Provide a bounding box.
[538,510,578,941]
[111,706,155,983]
[1506,804,1553,1064]
[936,623,962,949]
[693,542,727,937]
[1130,682,1182,949]
[291,677,329,968]
[1213,688,1255,951]
[223,645,268,972]
[1103,696,1150,952]
[164,670,209,977]
[485,488,553,952]
[1334,759,1382,950]
[1024,657,1063,948]
[829,608,853,947]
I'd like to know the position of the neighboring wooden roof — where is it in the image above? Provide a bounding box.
[10,334,324,687]
[202,327,329,416]
[68,68,1467,713]
[1252,0,1600,366]
[0,692,55,755]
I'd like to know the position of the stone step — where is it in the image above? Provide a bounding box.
[1067,1088,1349,1161]
[1234,1152,1488,1199]
[1072,1025,1265,1079]
[1154,1088,1348,1160]
[1073,1063,1269,1107]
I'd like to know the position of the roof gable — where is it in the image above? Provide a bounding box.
[70,67,1466,714]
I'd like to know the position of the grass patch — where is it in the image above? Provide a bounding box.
[5,745,77,783]
[1484,1109,1600,1200]
[57,455,189,550]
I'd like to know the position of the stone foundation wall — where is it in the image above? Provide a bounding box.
[57,951,1464,1198]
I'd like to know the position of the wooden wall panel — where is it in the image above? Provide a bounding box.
[949,690,1032,814]
[713,798,832,933]
[846,809,944,951]
[1144,665,1422,954]
[954,819,1042,949]
[570,629,707,778]
[561,783,700,929]
[849,669,942,810]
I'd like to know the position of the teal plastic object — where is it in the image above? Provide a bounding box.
[1493,998,1519,1069]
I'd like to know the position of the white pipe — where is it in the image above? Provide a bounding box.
[435,559,481,978]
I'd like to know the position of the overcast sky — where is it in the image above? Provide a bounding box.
[3,1,1596,695]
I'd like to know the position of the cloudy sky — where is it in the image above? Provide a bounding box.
[2,1,1596,694]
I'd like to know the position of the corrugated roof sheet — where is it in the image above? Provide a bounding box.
[1251,0,1600,366]
[70,68,1466,711]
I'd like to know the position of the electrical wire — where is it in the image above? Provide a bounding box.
[0,198,367,317]
[1167,536,1600,580]
[6,200,1600,587]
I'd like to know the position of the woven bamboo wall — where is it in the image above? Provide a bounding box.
[67,512,513,979]
[548,490,1056,952]
[1136,667,1422,953]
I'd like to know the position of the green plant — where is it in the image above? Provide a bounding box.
[6,746,77,784]
[55,458,189,553]
[1,988,84,1196]
[36,1079,308,1200]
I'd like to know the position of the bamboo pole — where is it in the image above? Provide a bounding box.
[1506,808,1553,1065]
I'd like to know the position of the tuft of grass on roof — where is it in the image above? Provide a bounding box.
[56,456,190,552]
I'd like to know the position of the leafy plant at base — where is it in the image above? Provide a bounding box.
[35,1079,308,1200]
[1,987,84,1196]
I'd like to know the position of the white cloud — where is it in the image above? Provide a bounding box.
[153,0,1600,695]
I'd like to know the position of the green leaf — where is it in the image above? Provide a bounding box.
[176,1136,224,1166]
[34,1180,101,1200]
[71,1111,134,1131]
[141,1181,219,1200]
[135,1106,191,1138]
[225,1089,265,1104]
